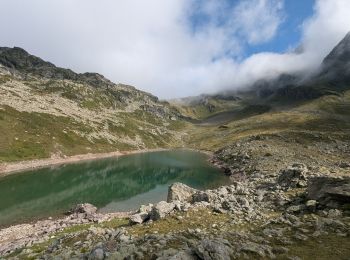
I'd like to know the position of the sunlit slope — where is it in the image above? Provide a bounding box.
[185,90,350,150]
[0,48,186,162]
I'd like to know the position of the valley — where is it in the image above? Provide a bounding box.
[0,33,350,259]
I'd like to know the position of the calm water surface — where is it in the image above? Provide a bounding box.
[0,150,228,227]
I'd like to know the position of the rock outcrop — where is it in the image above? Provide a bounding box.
[277,163,309,189]
[307,176,350,208]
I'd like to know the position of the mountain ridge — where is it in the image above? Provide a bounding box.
[0,47,185,162]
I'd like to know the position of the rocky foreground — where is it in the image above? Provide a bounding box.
[1,160,349,259]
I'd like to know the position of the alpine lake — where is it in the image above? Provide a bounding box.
[0,150,228,227]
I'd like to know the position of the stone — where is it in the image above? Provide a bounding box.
[338,162,350,168]
[158,249,197,260]
[305,200,317,212]
[150,201,175,220]
[277,163,308,189]
[327,209,342,218]
[286,205,304,213]
[69,203,97,215]
[216,187,229,197]
[88,248,105,260]
[192,191,212,203]
[306,200,317,207]
[193,239,234,260]
[167,183,197,203]
[139,204,153,213]
[307,176,350,208]
[272,246,289,255]
[129,212,149,224]
[240,242,272,258]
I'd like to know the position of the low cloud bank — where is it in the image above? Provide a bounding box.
[0,0,349,98]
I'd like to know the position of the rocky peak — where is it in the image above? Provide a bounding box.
[318,31,350,83]
[0,46,114,89]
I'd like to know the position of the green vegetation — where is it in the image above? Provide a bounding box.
[183,90,350,151]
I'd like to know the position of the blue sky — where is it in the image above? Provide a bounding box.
[246,0,315,56]
[187,0,316,60]
[0,0,349,98]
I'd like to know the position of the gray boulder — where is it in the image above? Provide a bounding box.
[88,247,105,260]
[193,239,234,260]
[167,183,197,203]
[192,191,214,203]
[129,212,149,224]
[150,201,175,220]
[129,203,154,224]
[307,176,350,208]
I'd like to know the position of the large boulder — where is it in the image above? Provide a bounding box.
[167,183,197,203]
[307,176,350,208]
[277,163,309,189]
[150,201,175,220]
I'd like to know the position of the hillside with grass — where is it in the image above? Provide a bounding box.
[0,47,186,163]
[164,33,350,191]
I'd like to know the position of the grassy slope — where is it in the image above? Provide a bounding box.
[171,97,244,120]
[0,75,186,163]
[184,90,350,151]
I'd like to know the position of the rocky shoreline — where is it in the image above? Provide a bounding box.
[1,156,349,259]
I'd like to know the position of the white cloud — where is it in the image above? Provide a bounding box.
[231,0,284,45]
[0,0,349,98]
[228,0,350,91]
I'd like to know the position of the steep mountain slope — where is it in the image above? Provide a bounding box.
[0,47,185,162]
[174,32,350,125]
[167,32,350,180]
[318,32,350,85]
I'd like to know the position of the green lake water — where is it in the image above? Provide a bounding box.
[0,150,228,227]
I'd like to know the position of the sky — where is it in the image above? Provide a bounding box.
[0,0,350,99]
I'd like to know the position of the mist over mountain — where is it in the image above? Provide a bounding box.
[1,0,350,98]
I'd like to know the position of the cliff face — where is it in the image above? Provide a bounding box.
[319,32,350,83]
[0,47,185,162]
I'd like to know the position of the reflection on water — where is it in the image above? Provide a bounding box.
[0,150,228,227]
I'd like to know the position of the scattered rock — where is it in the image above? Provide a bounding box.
[277,163,308,189]
[69,203,97,215]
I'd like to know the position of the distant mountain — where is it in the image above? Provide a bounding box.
[172,32,350,121]
[247,31,350,101]
[0,47,184,162]
[317,32,350,85]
